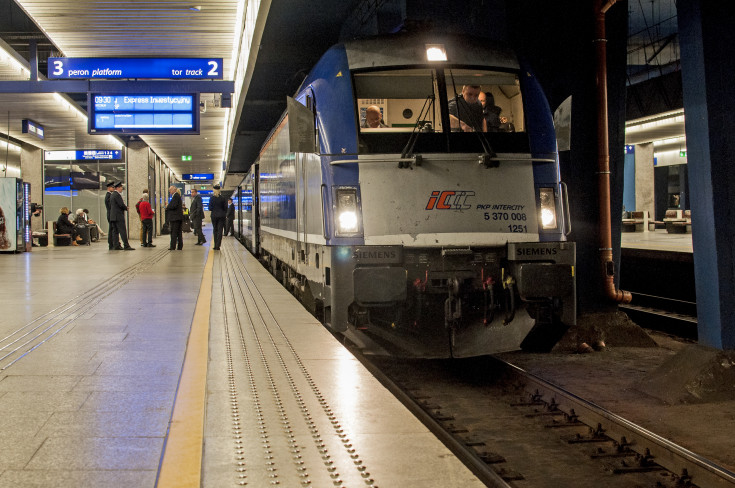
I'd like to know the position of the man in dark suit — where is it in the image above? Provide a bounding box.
[165,186,184,250]
[104,180,120,250]
[110,182,134,250]
[189,188,206,245]
[208,185,229,250]
[225,198,235,236]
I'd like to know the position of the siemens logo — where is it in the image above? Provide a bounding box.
[354,250,398,260]
[352,247,402,264]
[516,248,558,256]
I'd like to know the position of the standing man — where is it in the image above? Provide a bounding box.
[189,188,206,245]
[209,185,228,250]
[165,186,184,250]
[139,192,155,247]
[448,85,487,133]
[105,180,121,250]
[110,182,135,250]
[225,198,235,236]
[135,189,149,246]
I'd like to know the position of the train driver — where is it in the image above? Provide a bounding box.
[362,105,388,128]
[448,85,487,133]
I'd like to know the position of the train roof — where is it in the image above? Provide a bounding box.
[343,33,520,71]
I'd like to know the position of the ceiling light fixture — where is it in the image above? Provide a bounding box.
[189,6,202,11]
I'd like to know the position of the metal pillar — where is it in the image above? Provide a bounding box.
[678,0,735,349]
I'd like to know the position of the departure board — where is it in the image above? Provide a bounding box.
[88,93,200,135]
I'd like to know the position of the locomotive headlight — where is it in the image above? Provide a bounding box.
[425,44,447,61]
[335,187,361,236]
[539,187,558,229]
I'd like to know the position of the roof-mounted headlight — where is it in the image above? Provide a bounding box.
[425,44,447,62]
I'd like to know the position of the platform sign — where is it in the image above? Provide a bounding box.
[88,93,200,135]
[45,150,122,161]
[182,173,214,181]
[21,119,44,140]
[48,57,223,79]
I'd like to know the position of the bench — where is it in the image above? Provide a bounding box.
[622,211,649,232]
[666,209,692,234]
[32,230,48,247]
[49,221,72,246]
[648,209,679,231]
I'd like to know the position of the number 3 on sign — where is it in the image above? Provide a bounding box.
[53,60,64,76]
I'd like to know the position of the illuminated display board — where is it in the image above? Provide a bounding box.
[182,173,214,180]
[45,150,122,161]
[48,57,223,79]
[88,94,200,135]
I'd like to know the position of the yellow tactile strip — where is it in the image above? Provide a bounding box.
[157,249,213,487]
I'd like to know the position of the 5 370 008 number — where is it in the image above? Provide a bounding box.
[483,212,527,221]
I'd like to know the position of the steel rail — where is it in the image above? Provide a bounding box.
[499,357,735,488]
[349,347,514,488]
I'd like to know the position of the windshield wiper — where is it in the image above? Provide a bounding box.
[399,93,435,166]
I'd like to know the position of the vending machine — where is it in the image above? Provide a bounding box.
[0,178,31,253]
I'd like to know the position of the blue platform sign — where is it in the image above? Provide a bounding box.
[22,119,44,140]
[48,57,223,79]
[183,173,214,181]
[89,94,199,135]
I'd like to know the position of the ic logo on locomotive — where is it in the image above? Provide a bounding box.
[425,190,475,210]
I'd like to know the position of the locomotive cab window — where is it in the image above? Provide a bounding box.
[354,69,441,132]
[444,68,523,134]
[354,67,527,154]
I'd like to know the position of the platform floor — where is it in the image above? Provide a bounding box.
[0,229,482,487]
[620,228,693,253]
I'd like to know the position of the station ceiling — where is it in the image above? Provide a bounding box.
[0,0,686,184]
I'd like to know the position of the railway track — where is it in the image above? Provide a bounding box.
[349,351,735,488]
[620,293,698,340]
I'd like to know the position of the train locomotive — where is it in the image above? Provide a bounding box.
[237,33,575,358]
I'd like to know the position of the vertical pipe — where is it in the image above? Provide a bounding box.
[595,0,632,303]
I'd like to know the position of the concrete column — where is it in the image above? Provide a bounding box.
[20,145,43,232]
[679,0,735,349]
[126,141,150,245]
[634,142,655,225]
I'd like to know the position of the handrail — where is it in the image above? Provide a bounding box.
[329,153,556,165]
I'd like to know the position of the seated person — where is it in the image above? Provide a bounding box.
[361,105,388,128]
[448,85,487,132]
[73,208,87,225]
[83,208,106,238]
[56,207,82,246]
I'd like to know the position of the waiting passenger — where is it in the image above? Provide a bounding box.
[56,207,82,246]
[448,85,486,133]
[362,105,388,128]
[83,208,106,237]
[478,91,514,132]
[73,208,87,225]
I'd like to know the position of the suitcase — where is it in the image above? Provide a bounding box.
[182,220,192,233]
[75,224,91,245]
